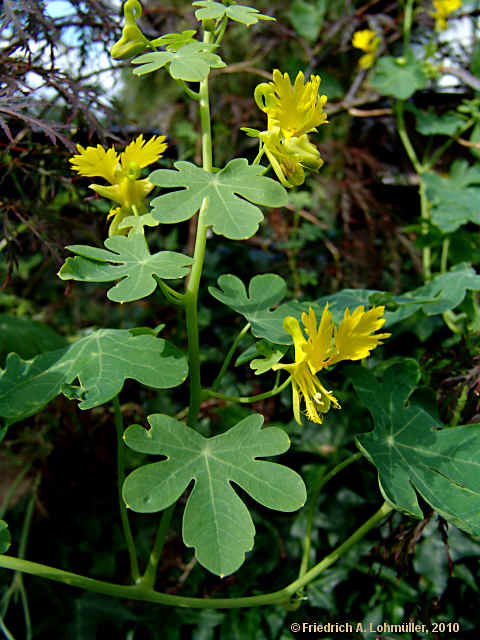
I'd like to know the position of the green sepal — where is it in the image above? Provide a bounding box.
[236,340,289,375]
[0,330,188,426]
[149,159,288,240]
[350,359,480,536]
[123,413,306,576]
[58,234,193,303]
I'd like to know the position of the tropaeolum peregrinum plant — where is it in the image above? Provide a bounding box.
[1,0,480,618]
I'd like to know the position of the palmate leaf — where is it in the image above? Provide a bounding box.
[384,263,480,324]
[415,109,465,136]
[349,359,480,536]
[123,413,306,576]
[423,160,480,232]
[192,1,275,26]
[209,273,303,344]
[58,234,193,303]
[132,42,225,82]
[149,159,287,240]
[370,52,427,100]
[0,330,187,427]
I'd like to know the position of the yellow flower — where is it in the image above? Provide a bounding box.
[70,134,167,235]
[259,126,323,188]
[244,69,327,188]
[273,304,390,425]
[432,0,461,31]
[352,29,381,69]
[254,69,328,139]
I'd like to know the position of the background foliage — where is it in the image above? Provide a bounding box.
[2,0,480,638]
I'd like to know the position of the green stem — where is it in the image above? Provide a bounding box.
[403,0,415,50]
[185,198,209,428]
[113,396,140,583]
[206,375,291,404]
[440,236,450,274]
[395,101,432,281]
[214,16,228,46]
[176,79,201,101]
[185,28,214,428]
[298,452,363,581]
[419,178,432,281]
[211,323,251,391]
[140,504,175,589]
[0,615,15,640]
[252,143,265,166]
[286,501,393,597]
[0,501,392,609]
[395,101,422,174]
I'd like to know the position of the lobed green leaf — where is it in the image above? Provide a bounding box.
[0,330,188,426]
[123,413,306,576]
[423,160,480,232]
[350,359,480,536]
[132,42,225,82]
[193,1,274,26]
[371,52,427,100]
[150,159,288,240]
[58,234,193,303]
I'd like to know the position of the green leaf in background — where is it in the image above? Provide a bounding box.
[314,289,377,324]
[350,359,480,536]
[287,0,327,43]
[192,1,275,26]
[371,52,427,99]
[150,159,288,240]
[384,263,480,324]
[0,313,67,365]
[423,160,480,232]
[0,520,11,553]
[132,42,225,82]
[58,234,193,303]
[0,330,188,426]
[415,109,465,136]
[123,413,306,576]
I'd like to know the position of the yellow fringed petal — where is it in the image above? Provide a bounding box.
[330,306,391,364]
[70,144,119,184]
[120,134,168,171]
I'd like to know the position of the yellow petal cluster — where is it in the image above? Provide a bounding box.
[70,134,167,235]
[352,29,380,69]
[273,304,390,425]
[432,0,461,31]
[246,69,328,188]
[255,70,328,139]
